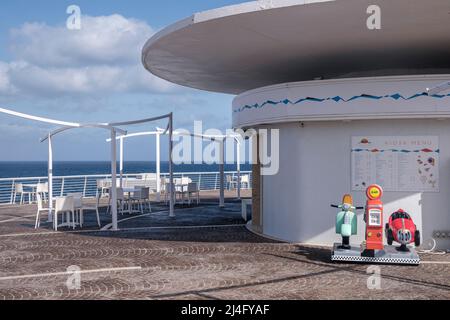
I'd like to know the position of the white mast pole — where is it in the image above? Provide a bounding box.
[119,137,124,188]
[219,139,225,208]
[236,138,241,200]
[48,134,54,225]
[156,132,161,201]
[110,129,118,231]
[169,113,175,217]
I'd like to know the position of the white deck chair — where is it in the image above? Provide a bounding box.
[187,183,200,205]
[35,192,53,229]
[117,188,130,215]
[227,175,238,190]
[97,179,110,198]
[36,183,48,202]
[177,177,192,202]
[79,192,101,228]
[14,183,32,205]
[107,187,129,215]
[130,187,151,213]
[164,181,180,204]
[54,196,75,231]
[68,193,83,227]
[240,175,250,189]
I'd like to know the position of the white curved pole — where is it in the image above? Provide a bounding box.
[111,129,118,231]
[0,107,80,127]
[48,134,53,224]
[236,138,241,200]
[120,137,124,188]
[157,127,238,141]
[156,132,161,197]
[41,124,126,142]
[106,131,161,142]
[219,140,225,208]
[169,113,175,217]
[109,113,172,127]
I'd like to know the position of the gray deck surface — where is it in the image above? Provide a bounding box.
[0,191,448,300]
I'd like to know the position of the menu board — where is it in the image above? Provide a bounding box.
[351,136,439,192]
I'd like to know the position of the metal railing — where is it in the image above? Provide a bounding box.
[0,171,252,205]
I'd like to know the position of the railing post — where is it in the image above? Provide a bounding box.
[214,173,218,190]
[60,177,65,196]
[10,179,15,204]
[232,172,235,191]
[83,176,87,197]
[198,173,202,191]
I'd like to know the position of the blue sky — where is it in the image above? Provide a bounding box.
[0,0,245,161]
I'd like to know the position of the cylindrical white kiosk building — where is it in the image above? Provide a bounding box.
[143,0,450,250]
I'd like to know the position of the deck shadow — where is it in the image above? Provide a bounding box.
[11,202,280,244]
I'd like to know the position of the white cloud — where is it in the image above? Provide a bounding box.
[1,14,178,97]
[10,14,153,67]
[7,61,173,96]
[0,62,14,94]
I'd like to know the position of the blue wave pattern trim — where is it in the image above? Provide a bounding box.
[234,92,450,113]
[352,149,440,153]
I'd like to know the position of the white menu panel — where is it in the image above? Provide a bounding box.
[352,136,439,192]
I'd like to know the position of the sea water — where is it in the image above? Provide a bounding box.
[0,161,252,178]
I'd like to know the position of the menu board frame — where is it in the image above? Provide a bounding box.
[351,136,439,192]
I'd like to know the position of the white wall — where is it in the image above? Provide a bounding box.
[262,119,450,250]
[233,75,450,128]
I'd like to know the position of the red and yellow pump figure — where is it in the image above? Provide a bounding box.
[364,184,384,251]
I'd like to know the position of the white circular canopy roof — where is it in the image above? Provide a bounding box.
[143,0,450,95]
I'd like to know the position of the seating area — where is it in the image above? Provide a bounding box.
[97,173,159,198]
[35,191,102,231]
[161,177,200,205]
[3,169,253,233]
[13,182,48,205]
[29,176,206,231]
[226,174,250,190]
[111,186,152,215]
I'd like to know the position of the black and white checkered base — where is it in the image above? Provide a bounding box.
[331,243,420,265]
